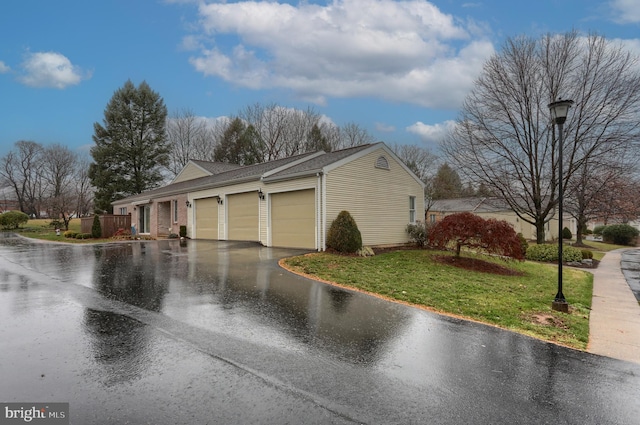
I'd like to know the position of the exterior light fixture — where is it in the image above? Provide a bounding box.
[185,200,192,208]
[217,198,223,205]
[258,189,265,200]
[548,98,574,313]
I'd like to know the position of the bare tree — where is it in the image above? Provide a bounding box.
[338,122,376,149]
[590,174,640,226]
[41,144,78,229]
[442,32,640,243]
[0,141,45,217]
[74,155,94,218]
[166,108,218,177]
[391,143,439,214]
[318,121,342,151]
[239,103,324,161]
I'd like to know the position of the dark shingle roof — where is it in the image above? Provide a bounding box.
[113,151,320,204]
[430,197,511,213]
[263,144,375,181]
[189,160,243,175]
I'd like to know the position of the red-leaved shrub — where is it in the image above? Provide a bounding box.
[428,212,524,260]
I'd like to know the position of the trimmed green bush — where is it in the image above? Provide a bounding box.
[326,211,362,253]
[91,214,102,238]
[525,243,583,263]
[64,230,78,238]
[593,225,607,236]
[562,227,572,240]
[602,224,639,246]
[0,210,29,230]
[75,233,92,239]
[581,249,593,260]
[406,221,427,247]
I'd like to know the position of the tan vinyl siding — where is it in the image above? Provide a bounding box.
[325,148,424,246]
[172,163,211,183]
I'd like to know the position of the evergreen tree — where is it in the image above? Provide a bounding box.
[306,123,332,152]
[213,118,263,165]
[91,214,102,239]
[432,163,464,199]
[89,80,168,213]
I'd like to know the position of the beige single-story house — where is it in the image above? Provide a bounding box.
[428,197,577,241]
[112,143,425,250]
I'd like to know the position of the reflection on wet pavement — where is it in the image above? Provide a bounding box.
[1,234,639,424]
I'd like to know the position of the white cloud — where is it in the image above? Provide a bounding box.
[610,0,640,24]
[19,51,89,89]
[187,0,494,108]
[375,122,395,132]
[0,61,10,73]
[406,119,456,143]
[615,38,640,57]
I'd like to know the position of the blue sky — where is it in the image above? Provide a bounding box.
[1,0,639,157]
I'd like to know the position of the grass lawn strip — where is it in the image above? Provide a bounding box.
[282,250,593,350]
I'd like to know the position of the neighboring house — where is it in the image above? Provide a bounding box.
[112,143,425,250]
[0,186,19,213]
[428,197,576,241]
[588,218,640,232]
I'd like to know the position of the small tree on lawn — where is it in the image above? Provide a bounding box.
[91,214,102,239]
[428,212,524,260]
[0,210,29,230]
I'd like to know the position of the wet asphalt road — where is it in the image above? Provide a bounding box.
[621,249,640,302]
[1,234,639,425]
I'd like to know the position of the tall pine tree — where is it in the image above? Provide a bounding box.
[89,80,168,212]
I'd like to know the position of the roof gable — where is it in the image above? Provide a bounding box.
[172,160,244,184]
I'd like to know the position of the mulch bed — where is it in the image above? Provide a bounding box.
[433,255,526,276]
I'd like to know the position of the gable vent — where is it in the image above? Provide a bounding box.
[375,155,390,170]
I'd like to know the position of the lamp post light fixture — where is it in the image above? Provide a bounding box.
[548,98,574,313]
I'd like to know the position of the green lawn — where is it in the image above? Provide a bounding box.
[6,218,114,243]
[283,250,594,350]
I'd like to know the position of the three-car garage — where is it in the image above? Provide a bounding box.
[192,189,316,250]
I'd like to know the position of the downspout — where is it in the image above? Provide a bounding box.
[320,171,326,251]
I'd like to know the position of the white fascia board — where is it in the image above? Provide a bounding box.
[262,169,322,183]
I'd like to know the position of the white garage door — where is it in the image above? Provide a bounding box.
[271,189,316,249]
[195,197,219,239]
[227,192,259,241]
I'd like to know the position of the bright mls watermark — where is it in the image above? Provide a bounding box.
[0,403,68,425]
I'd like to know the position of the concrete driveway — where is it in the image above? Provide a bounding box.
[1,234,639,424]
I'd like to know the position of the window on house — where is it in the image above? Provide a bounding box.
[119,207,127,215]
[429,214,436,223]
[375,155,390,170]
[173,200,178,223]
[409,196,416,223]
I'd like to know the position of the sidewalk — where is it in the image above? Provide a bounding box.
[587,248,640,364]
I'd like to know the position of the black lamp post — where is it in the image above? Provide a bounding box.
[548,98,574,313]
